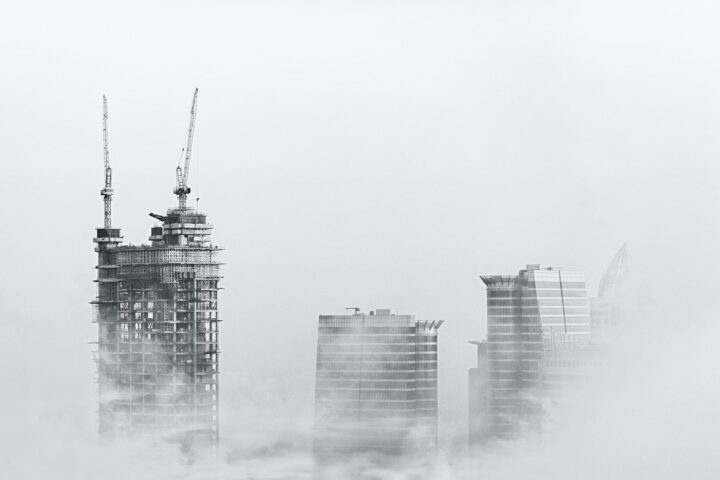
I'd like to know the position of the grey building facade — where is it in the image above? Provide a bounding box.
[314,309,442,461]
[469,265,591,443]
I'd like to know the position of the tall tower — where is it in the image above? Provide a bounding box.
[314,309,443,463]
[590,243,631,340]
[469,265,591,443]
[92,92,222,445]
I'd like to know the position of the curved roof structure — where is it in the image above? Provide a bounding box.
[598,243,630,298]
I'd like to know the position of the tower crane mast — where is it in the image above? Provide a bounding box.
[174,88,198,210]
[101,95,113,228]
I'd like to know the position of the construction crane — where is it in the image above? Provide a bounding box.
[174,88,198,210]
[101,95,113,228]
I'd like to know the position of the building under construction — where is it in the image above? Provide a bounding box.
[92,90,222,444]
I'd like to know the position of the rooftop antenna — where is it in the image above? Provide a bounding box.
[174,88,198,210]
[101,95,113,228]
[346,307,361,315]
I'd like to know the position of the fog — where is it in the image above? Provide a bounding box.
[0,0,718,478]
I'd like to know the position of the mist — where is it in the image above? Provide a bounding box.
[0,0,718,478]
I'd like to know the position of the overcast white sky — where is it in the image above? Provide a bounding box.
[1,0,719,478]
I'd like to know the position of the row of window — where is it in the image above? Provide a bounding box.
[316,379,436,389]
[116,265,220,280]
[110,415,217,426]
[488,306,589,316]
[318,334,420,342]
[487,289,587,299]
[487,351,543,361]
[527,281,587,289]
[114,249,219,266]
[317,355,437,365]
[319,326,417,334]
[100,353,218,363]
[487,298,588,307]
[101,344,218,356]
[117,311,219,323]
[101,364,217,375]
[118,291,217,302]
[316,370,436,380]
[119,301,218,312]
[109,380,217,391]
[318,400,437,410]
[110,321,217,332]
[317,344,436,353]
[318,407,437,418]
[543,360,594,368]
[105,404,217,414]
[316,356,437,365]
[107,331,217,342]
[316,390,436,401]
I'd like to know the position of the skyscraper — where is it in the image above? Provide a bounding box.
[469,265,591,442]
[590,243,630,341]
[314,309,442,461]
[92,91,221,444]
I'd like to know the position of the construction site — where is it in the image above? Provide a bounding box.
[92,90,222,445]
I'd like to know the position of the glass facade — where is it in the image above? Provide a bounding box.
[470,265,591,442]
[314,311,442,461]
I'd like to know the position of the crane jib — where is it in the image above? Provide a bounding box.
[178,88,198,191]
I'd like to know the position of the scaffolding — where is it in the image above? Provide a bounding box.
[93,211,222,444]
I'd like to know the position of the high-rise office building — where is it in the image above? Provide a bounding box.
[469,265,591,442]
[92,91,221,444]
[314,309,443,461]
